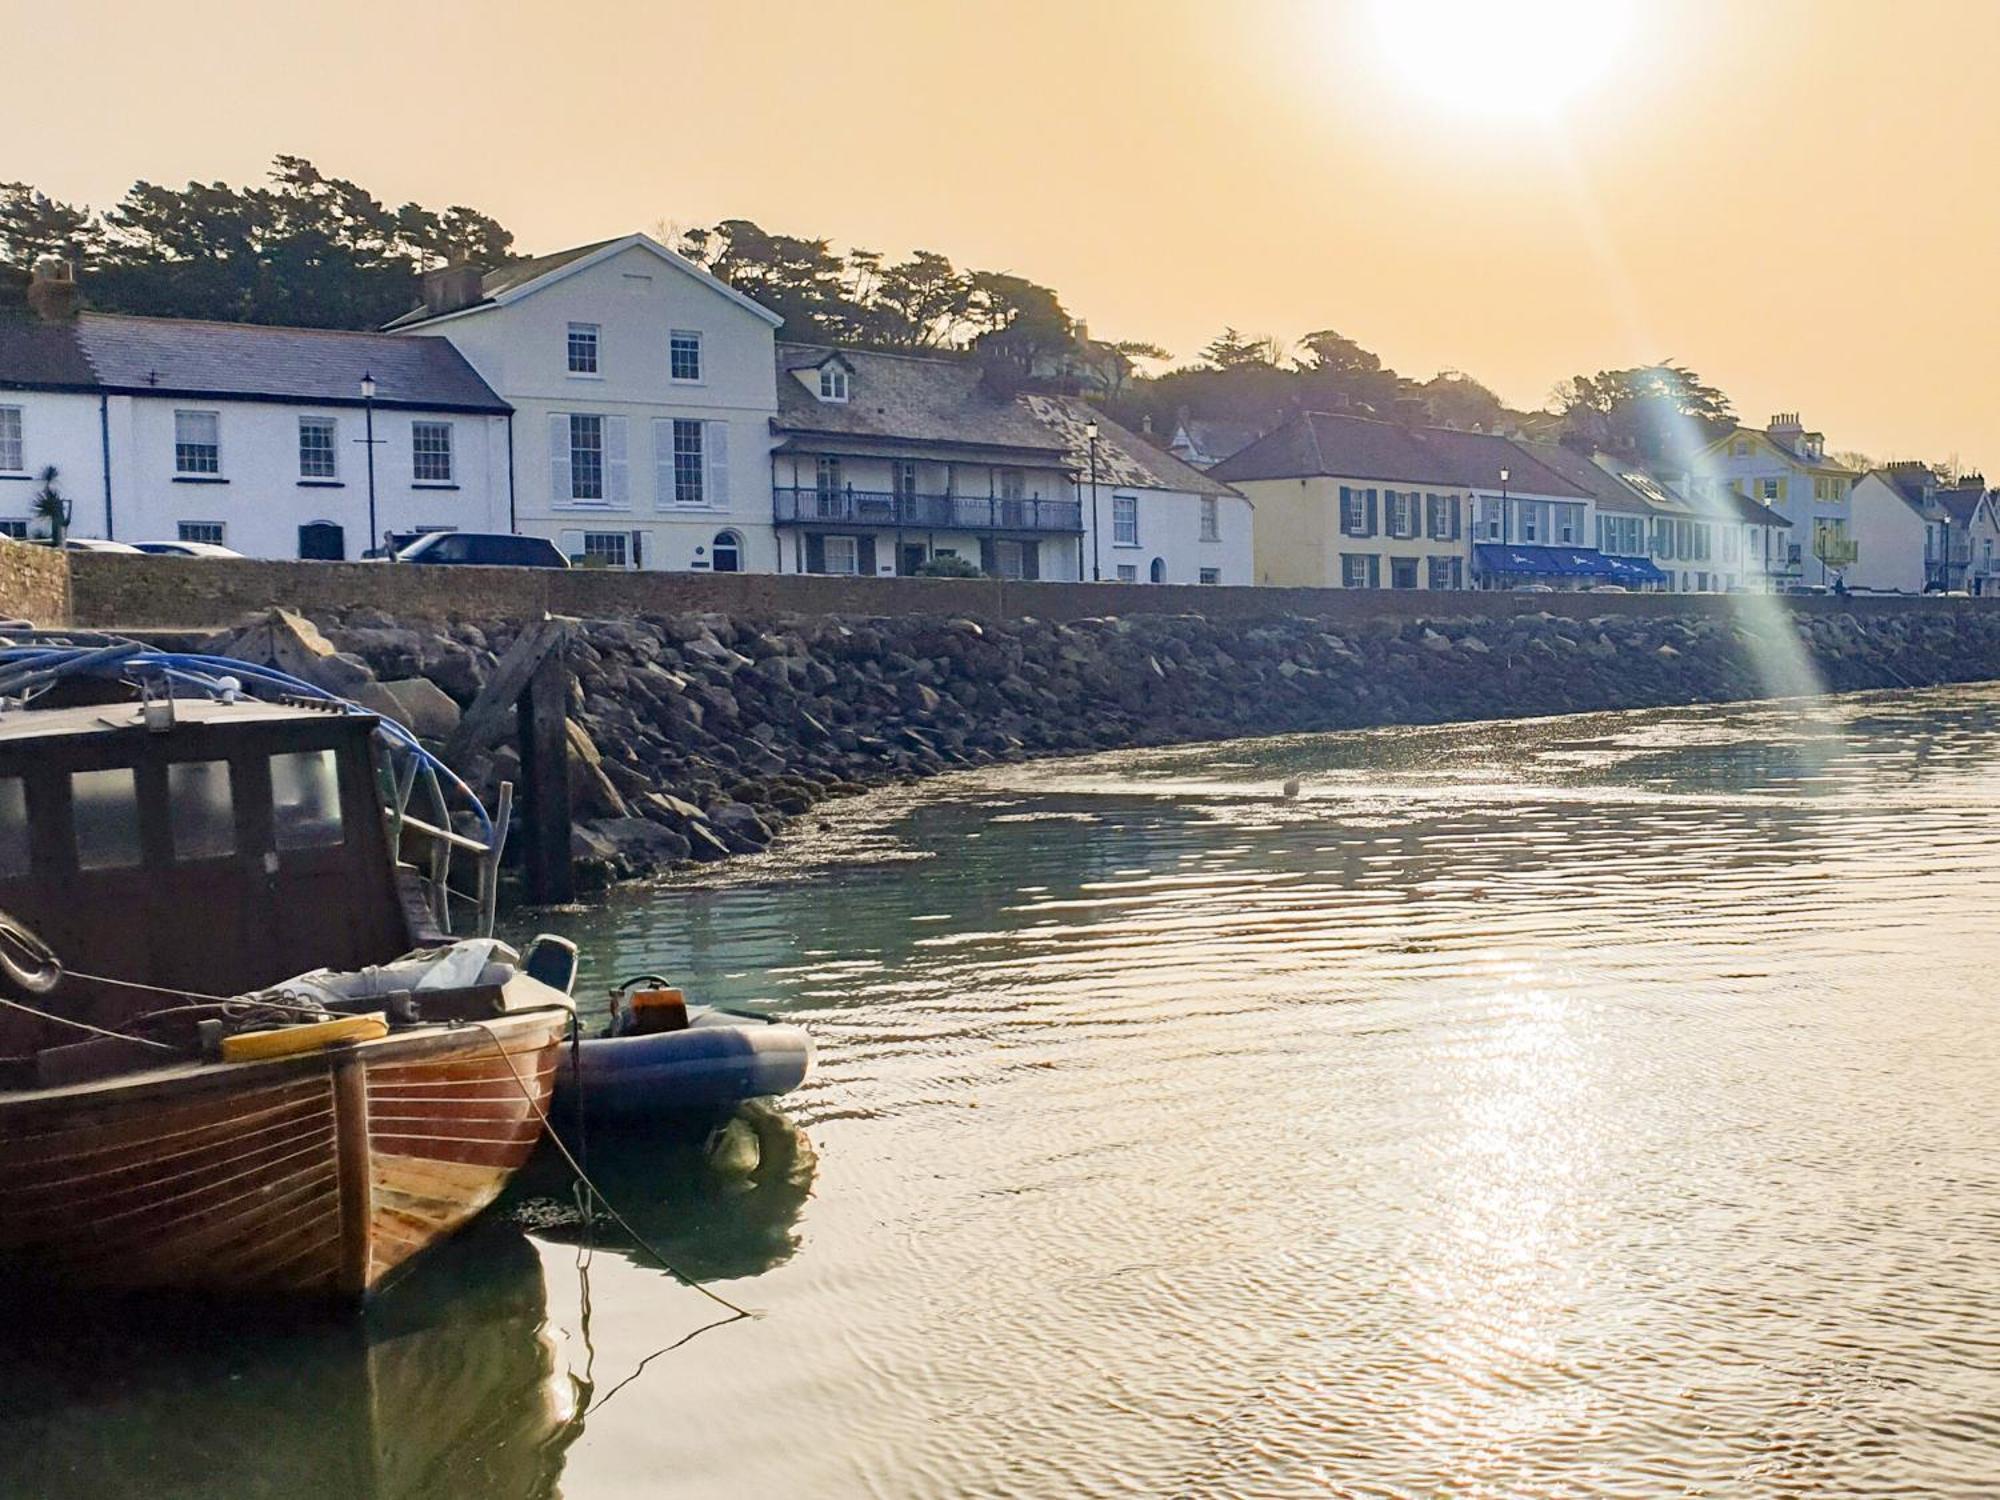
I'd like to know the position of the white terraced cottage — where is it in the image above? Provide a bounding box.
[0,262,511,557]
[387,234,784,575]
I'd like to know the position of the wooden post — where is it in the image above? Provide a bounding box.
[515,634,574,906]
[330,1046,374,1303]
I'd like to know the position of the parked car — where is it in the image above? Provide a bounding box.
[62,538,144,554]
[393,531,570,569]
[1510,583,1555,593]
[132,541,246,559]
[1587,584,1628,594]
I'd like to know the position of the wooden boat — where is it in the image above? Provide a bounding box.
[0,691,573,1304]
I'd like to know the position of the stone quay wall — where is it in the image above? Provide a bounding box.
[189,595,2000,892]
[62,550,2000,632]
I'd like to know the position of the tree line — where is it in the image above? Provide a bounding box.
[1,155,1756,464]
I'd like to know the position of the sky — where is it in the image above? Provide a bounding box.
[6,0,1997,470]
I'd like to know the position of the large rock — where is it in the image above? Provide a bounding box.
[353,677,461,740]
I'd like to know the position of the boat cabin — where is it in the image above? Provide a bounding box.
[0,698,425,1062]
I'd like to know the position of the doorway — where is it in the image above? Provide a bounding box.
[298,521,345,560]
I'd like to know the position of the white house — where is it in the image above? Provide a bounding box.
[1851,464,2000,594]
[388,235,783,573]
[1679,414,1857,586]
[1019,396,1251,585]
[771,343,1081,579]
[0,265,511,558]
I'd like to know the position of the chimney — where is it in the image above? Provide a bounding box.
[1140,413,1154,436]
[26,257,77,322]
[422,264,483,317]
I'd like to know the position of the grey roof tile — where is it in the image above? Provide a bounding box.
[773,342,1065,456]
[1019,396,1239,496]
[71,313,507,412]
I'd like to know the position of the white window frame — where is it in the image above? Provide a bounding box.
[1199,495,1220,542]
[177,521,225,545]
[580,531,631,569]
[174,410,221,476]
[0,520,26,540]
[1112,494,1139,546]
[822,535,860,575]
[1198,567,1221,585]
[569,413,606,501]
[412,421,454,484]
[0,407,21,472]
[567,322,601,376]
[669,330,703,383]
[994,540,1026,581]
[1115,563,1137,583]
[818,365,849,402]
[297,416,337,480]
[671,419,704,507]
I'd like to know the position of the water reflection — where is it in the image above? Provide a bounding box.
[0,1222,584,1500]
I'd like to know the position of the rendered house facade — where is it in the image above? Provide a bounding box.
[0,271,510,558]
[389,235,783,574]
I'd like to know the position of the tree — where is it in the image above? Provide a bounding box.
[966,271,1075,379]
[0,157,517,329]
[1420,371,1507,430]
[0,184,99,269]
[1200,327,1281,370]
[30,466,69,547]
[1554,363,1735,463]
[676,219,861,341]
[862,250,973,348]
[1293,328,1381,377]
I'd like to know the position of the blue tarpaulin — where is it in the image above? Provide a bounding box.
[1473,543,1623,580]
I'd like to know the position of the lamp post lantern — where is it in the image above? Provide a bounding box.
[360,372,379,556]
[1085,419,1101,581]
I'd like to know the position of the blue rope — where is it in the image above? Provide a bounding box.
[0,646,494,839]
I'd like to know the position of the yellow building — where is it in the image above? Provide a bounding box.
[1210,411,1598,589]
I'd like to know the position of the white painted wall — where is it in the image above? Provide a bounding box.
[1848,473,1926,593]
[0,388,506,556]
[1086,484,1253,586]
[414,240,781,574]
[0,390,106,536]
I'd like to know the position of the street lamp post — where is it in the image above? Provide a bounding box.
[360,372,379,556]
[1085,420,1102,582]
[1499,466,1510,547]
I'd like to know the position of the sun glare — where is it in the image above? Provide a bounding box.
[1365,0,1635,121]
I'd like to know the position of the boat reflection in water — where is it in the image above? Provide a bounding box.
[509,1099,820,1284]
[0,1105,818,1500]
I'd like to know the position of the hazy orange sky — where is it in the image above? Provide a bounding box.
[6,0,1996,468]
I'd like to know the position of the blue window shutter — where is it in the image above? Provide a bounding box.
[1365,489,1379,537]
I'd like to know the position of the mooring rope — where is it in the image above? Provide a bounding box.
[471,1017,755,1322]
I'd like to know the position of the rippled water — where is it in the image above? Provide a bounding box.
[11,686,2000,1498]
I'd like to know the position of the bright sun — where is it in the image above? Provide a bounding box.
[1365,0,1635,121]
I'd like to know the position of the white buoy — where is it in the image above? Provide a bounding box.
[1282,778,1302,799]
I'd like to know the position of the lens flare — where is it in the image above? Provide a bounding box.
[1365,0,1637,120]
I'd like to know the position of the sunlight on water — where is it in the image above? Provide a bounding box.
[10,684,2000,1498]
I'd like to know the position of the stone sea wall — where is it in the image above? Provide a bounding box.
[216,600,2000,892]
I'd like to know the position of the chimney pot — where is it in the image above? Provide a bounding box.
[25,256,77,322]
[422,264,484,317]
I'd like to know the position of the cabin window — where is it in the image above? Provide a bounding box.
[168,760,235,861]
[72,769,143,870]
[0,778,26,877]
[271,749,344,850]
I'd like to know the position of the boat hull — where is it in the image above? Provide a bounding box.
[552,1015,814,1128]
[0,1008,568,1303]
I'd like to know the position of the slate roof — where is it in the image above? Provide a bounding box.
[1211,410,1593,499]
[0,312,98,391]
[1938,487,1986,525]
[1019,396,1239,497]
[77,314,508,411]
[382,239,620,330]
[773,343,1066,457]
[1169,417,1261,468]
[1514,441,1665,515]
[0,312,508,411]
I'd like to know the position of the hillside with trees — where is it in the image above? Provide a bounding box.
[0,158,1748,463]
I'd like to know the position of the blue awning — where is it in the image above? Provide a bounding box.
[1604,554,1668,585]
[1472,543,1623,579]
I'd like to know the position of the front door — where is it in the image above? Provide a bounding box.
[901,543,927,576]
[299,521,346,560]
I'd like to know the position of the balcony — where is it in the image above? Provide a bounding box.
[775,487,1083,535]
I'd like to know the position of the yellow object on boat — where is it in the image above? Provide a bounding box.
[220,1012,389,1062]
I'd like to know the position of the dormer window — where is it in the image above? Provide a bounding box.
[819,366,849,402]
